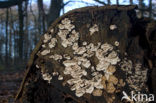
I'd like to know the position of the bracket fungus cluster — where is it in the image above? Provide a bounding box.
[16,6,153,103]
[40,18,122,97]
[120,58,148,92]
[37,17,149,98]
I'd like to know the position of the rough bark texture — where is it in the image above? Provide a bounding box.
[15,6,156,103]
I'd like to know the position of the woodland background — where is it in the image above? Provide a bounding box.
[0,0,155,103]
[0,0,155,70]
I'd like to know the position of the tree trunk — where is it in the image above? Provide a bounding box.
[116,0,119,5]
[18,1,24,60]
[9,8,12,63]
[29,1,38,46]
[37,0,42,35]
[37,0,46,33]
[47,0,63,27]
[0,16,3,63]
[149,0,152,18]
[139,0,144,18]
[16,6,155,103]
[5,8,9,67]
[24,0,29,61]
[107,0,110,5]
[130,0,133,5]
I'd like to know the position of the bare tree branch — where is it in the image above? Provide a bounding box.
[93,0,106,5]
[0,0,25,8]
[63,0,99,7]
[63,1,72,7]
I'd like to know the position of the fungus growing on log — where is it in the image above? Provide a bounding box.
[110,24,117,30]
[15,6,155,103]
[89,24,99,35]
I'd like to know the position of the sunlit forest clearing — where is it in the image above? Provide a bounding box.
[0,0,156,103]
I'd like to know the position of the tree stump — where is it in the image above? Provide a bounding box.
[15,6,155,103]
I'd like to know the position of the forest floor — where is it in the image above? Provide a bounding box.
[0,70,24,103]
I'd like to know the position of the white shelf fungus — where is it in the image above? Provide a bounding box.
[49,54,62,60]
[36,65,39,68]
[75,88,85,97]
[43,33,51,43]
[59,18,75,31]
[100,43,113,53]
[58,24,65,29]
[50,28,54,33]
[74,47,86,55]
[57,18,78,48]
[72,43,79,50]
[82,41,87,46]
[91,66,95,72]
[58,75,63,80]
[58,30,79,48]
[49,38,57,48]
[82,60,91,68]
[114,41,119,46]
[61,18,71,25]
[41,49,50,55]
[105,51,120,65]
[96,44,119,72]
[85,84,94,94]
[96,61,110,71]
[42,73,52,83]
[58,30,69,40]
[63,60,77,67]
[110,24,117,30]
[63,54,71,60]
[42,44,46,48]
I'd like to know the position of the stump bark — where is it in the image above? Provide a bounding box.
[15,5,156,103]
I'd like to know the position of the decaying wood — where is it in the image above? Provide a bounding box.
[15,5,156,103]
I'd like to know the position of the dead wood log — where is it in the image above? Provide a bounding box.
[15,5,155,103]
